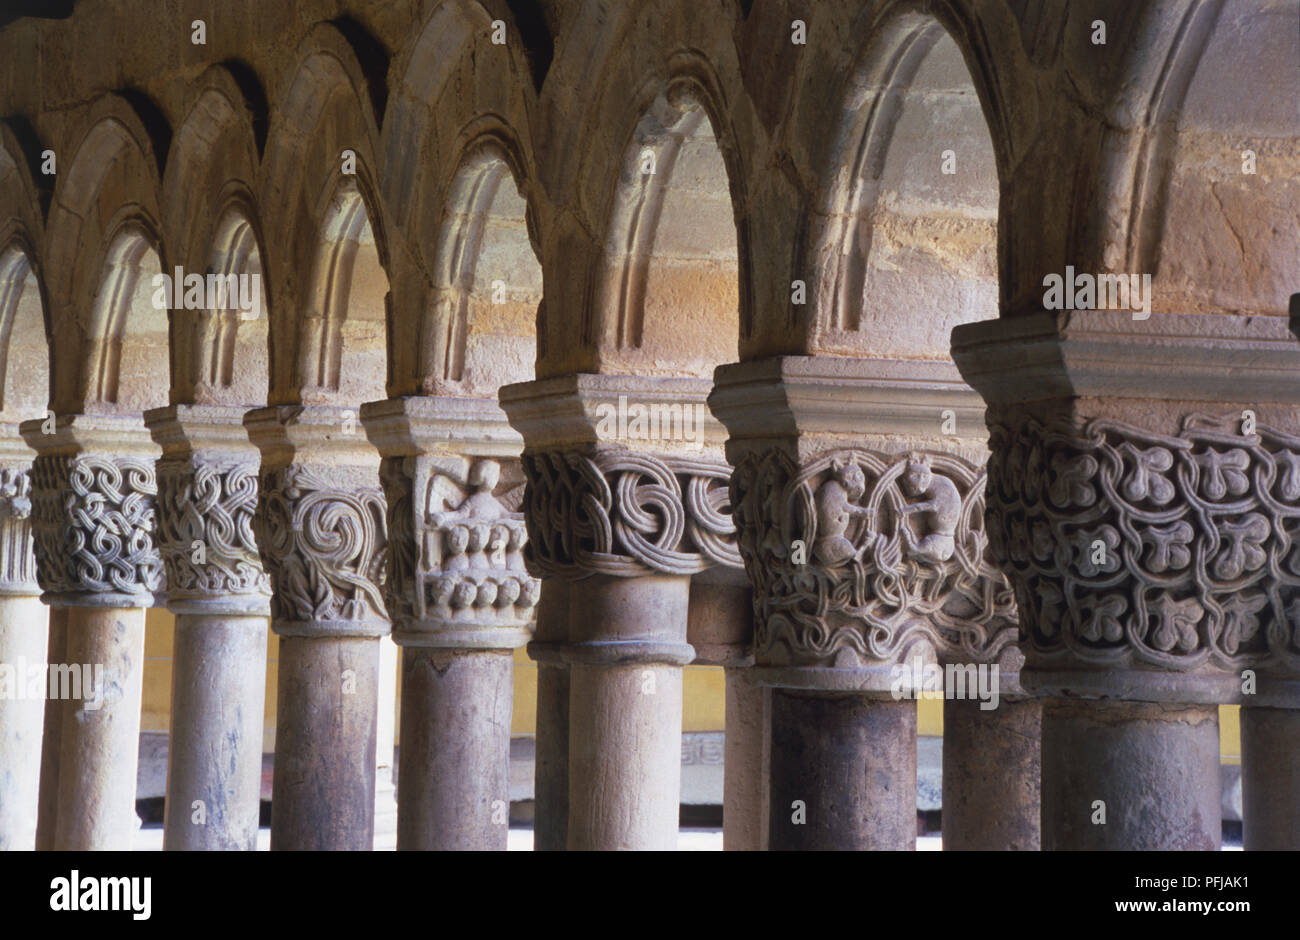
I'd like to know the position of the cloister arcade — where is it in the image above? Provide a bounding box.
[0,0,1296,852]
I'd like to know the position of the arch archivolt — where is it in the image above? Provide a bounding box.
[1084,0,1296,319]
[381,0,542,397]
[792,8,1000,359]
[535,0,761,377]
[43,96,165,415]
[259,24,391,406]
[163,66,269,407]
[0,127,51,426]
[0,244,48,425]
[82,220,167,413]
[0,1,1287,421]
[422,139,542,398]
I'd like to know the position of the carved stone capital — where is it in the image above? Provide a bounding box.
[709,355,1019,694]
[381,455,538,649]
[155,459,270,614]
[146,404,270,615]
[987,409,1300,705]
[500,375,743,603]
[731,447,1017,692]
[245,405,389,638]
[362,395,540,649]
[952,311,1300,705]
[254,462,389,637]
[0,464,38,595]
[521,449,742,580]
[20,415,163,607]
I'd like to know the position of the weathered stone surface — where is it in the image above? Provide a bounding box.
[1,0,1294,857]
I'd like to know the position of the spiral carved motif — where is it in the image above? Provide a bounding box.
[521,451,742,579]
[29,454,163,597]
[255,463,388,626]
[988,412,1300,673]
[730,449,1016,668]
[155,460,270,599]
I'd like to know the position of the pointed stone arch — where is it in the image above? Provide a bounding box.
[590,79,743,378]
[0,126,51,423]
[83,222,167,412]
[162,65,269,407]
[296,179,383,401]
[1086,0,1295,318]
[43,95,166,414]
[382,0,542,396]
[260,23,392,406]
[536,0,760,377]
[799,8,1000,357]
[423,141,541,397]
[0,245,48,424]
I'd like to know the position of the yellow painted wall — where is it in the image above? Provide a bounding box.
[142,609,1243,760]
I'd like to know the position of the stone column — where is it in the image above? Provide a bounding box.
[34,607,65,850]
[21,414,164,850]
[952,311,1300,851]
[245,404,389,851]
[712,356,1024,851]
[145,404,271,850]
[942,691,1041,850]
[687,579,766,850]
[529,578,570,851]
[374,635,398,843]
[502,374,742,850]
[565,573,690,850]
[1241,705,1300,849]
[769,689,916,850]
[1245,297,1300,851]
[723,669,769,851]
[0,457,46,850]
[362,395,539,851]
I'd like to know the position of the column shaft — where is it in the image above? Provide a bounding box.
[34,607,65,850]
[246,407,391,852]
[569,662,683,850]
[1040,699,1220,850]
[531,580,569,851]
[270,636,379,851]
[0,595,47,849]
[397,648,513,850]
[723,668,768,850]
[769,690,916,851]
[374,635,398,841]
[53,606,146,850]
[163,613,267,850]
[941,696,1040,850]
[1241,705,1300,850]
[566,575,690,851]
